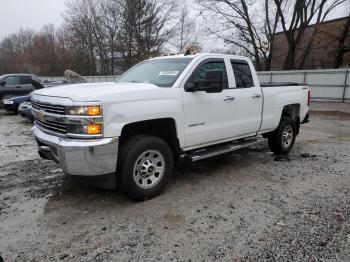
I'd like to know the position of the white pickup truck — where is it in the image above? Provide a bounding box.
[31,53,310,200]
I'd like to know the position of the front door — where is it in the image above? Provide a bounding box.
[181,58,236,149]
[0,75,35,100]
[0,75,22,99]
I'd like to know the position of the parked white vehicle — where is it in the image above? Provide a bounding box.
[31,53,310,200]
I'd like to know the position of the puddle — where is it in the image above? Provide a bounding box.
[274,155,292,162]
[163,213,186,228]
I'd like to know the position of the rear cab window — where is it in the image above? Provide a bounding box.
[230,60,254,88]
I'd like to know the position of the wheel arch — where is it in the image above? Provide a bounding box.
[281,104,300,135]
[281,104,300,120]
[119,118,181,158]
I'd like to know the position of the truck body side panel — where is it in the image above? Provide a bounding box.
[102,88,185,147]
[259,85,309,133]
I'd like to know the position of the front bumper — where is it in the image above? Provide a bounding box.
[32,126,119,176]
[3,103,17,112]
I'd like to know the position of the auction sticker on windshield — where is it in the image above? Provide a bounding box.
[159,71,179,76]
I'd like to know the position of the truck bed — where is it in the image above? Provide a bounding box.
[259,83,309,133]
[261,82,302,87]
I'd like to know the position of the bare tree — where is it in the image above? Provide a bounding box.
[274,0,347,69]
[170,5,198,53]
[63,0,177,73]
[116,0,178,69]
[100,0,123,74]
[0,29,35,73]
[333,13,350,68]
[64,0,100,74]
[263,0,280,70]
[197,0,279,70]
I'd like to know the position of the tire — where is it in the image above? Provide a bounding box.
[268,117,296,155]
[118,135,173,201]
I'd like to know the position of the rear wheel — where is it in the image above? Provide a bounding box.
[268,117,296,155]
[118,135,173,201]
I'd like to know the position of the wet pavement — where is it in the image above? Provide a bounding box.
[0,106,350,261]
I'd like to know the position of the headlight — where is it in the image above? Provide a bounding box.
[21,102,32,108]
[66,105,101,116]
[3,100,14,105]
[65,103,103,137]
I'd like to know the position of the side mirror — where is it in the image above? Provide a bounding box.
[185,70,224,93]
[184,81,196,92]
[0,80,6,86]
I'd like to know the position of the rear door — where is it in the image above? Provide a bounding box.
[19,75,36,94]
[229,59,263,137]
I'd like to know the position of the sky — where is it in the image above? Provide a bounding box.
[0,0,67,40]
[0,0,348,48]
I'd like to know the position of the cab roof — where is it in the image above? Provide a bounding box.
[149,52,250,61]
[0,73,35,78]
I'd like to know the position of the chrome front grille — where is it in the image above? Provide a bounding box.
[32,101,66,115]
[32,101,68,135]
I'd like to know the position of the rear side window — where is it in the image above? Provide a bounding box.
[20,76,32,84]
[231,60,254,88]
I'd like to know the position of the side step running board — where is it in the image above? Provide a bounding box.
[184,138,263,162]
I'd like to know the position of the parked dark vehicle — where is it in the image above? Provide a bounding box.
[0,74,43,102]
[18,101,34,121]
[3,95,31,113]
[1,76,44,112]
[1,70,86,113]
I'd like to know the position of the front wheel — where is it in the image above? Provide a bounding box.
[118,135,173,201]
[268,117,296,155]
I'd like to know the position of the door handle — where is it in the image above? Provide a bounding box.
[223,96,235,102]
[15,86,21,88]
[252,94,261,99]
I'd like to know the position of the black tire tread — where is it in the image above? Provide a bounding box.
[268,117,296,155]
[118,135,173,201]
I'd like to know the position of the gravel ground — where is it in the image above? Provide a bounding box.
[0,104,349,262]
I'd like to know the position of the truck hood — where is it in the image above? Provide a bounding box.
[32,82,162,101]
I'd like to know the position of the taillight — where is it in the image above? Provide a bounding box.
[307,90,311,106]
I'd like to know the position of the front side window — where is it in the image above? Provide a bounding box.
[118,58,192,87]
[231,60,254,88]
[4,76,20,86]
[191,59,228,89]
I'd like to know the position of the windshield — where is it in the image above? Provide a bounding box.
[118,58,192,87]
